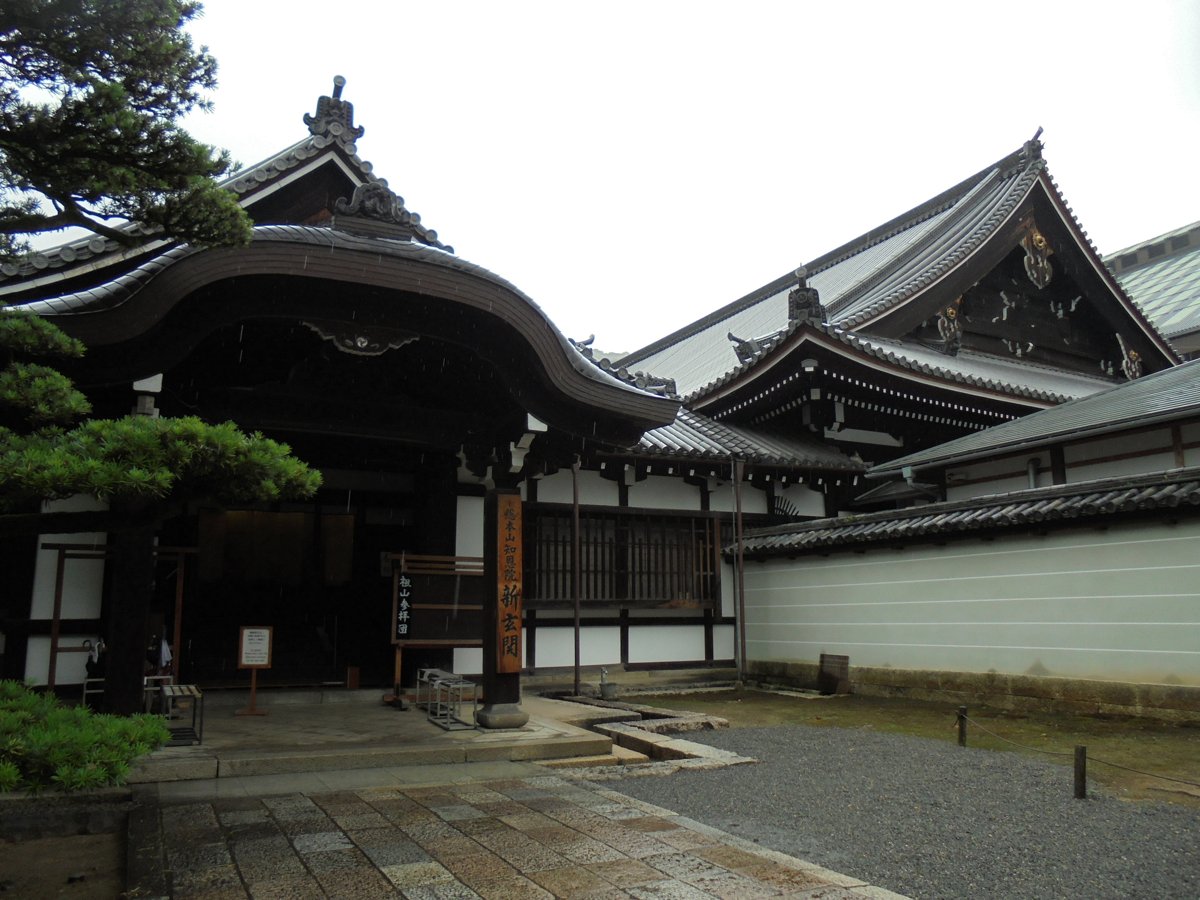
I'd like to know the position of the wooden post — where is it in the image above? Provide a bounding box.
[572,458,581,697]
[240,668,265,716]
[1074,746,1087,799]
[957,706,968,747]
[733,458,747,684]
[477,489,529,729]
[47,548,67,690]
[171,554,186,682]
[236,626,272,716]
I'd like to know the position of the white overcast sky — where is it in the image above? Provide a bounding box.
[181,1,1200,354]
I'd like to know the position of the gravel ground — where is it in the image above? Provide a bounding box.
[608,725,1200,899]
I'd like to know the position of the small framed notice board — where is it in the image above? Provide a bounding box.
[238,626,273,669]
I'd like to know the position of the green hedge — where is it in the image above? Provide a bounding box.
[0,680,170,793]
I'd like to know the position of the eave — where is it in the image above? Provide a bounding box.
[12,226,679,445]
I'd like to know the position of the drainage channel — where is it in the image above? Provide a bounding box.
[536,693,759,780]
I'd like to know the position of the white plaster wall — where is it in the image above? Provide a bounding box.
[533,627,621,668]
[1067,453,1178,483]
[627,475,702,511]
[713,624,736,660]
[25,634,101,687]
[535,468,619,506]
[455,496,484,557]
[1064,429,1172,465]
[945,474,1030,502]
[453,647,483,675]
[743,519,1200,686]
[720,560,736,618]
[709,484,769,515]
[1180,422,1200,464]
[629,625,706,663]
[30,496,108,620]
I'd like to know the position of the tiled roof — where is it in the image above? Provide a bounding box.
[872,357,1200,475]
[1107,221,1200,341]
[737,468,1200,557]
[620,142,1047,396]
[0,77,449,289]
[9,225,458,318]
[687,323,1115,408]
[569,337,678,399]
[635,409,865,471]
[621,139,1175,406]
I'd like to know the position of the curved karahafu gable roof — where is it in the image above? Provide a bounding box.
[4,78,679,444]
[871,357,1200,476]
[12,224,680,441]
[620,137,1178,400]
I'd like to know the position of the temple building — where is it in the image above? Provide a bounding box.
[1,81,1190,713]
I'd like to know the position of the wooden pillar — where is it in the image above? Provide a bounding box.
[477,489,529,728]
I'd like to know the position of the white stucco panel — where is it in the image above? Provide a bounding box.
[627,475,702,511]
[743,520,1200,686]
[30,496,109,621]
[535,469,619,506]
[25,634,101,687]
[455,496,484,558]
[534,626,621,668]
[628,625,705,663]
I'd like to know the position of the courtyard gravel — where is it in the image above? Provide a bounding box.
[608,724,1200,899]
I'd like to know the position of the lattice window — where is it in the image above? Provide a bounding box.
[525,507,722,610]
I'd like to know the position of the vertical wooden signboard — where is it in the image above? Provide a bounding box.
[236,625,273,716]
[496,493,523,673]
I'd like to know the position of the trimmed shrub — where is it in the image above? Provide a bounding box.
[0,680,169,793]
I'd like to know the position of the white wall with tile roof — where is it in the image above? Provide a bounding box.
[742,519,1200,687]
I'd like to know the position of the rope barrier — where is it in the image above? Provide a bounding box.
[1084,757,1200,790]
[962,715,1072,757]
[959,713,1200,791]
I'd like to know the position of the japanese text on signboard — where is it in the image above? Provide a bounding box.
[496,494,522,673]
[395,574,413,641]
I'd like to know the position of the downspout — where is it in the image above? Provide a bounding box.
[732,457,748,685]
[572,456,581,697]
[1027,457,1040,490]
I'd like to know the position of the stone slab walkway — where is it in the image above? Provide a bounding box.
[131,770,905,899]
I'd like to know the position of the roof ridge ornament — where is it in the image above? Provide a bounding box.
[335,181,409,224]
[787,266,826,327]
[331,180,454,251]
[304,75,365,145]
[570,337,678,398]
[1021,126,1044,164]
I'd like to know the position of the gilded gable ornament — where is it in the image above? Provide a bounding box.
[1116,333,1142,380]
[1021,227,1053,289]
[936,299,963,355]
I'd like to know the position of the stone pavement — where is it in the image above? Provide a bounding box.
[130,765,905,899]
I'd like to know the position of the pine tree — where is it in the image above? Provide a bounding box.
[0,3,317,712]
[0,0,251,260]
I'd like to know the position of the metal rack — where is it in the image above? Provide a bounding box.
[416,667,477,730]
[160,683,204,745]
[82,678,105,709]
[143,675,173,712]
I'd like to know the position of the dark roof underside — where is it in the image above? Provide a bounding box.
[873,357,1200,475]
